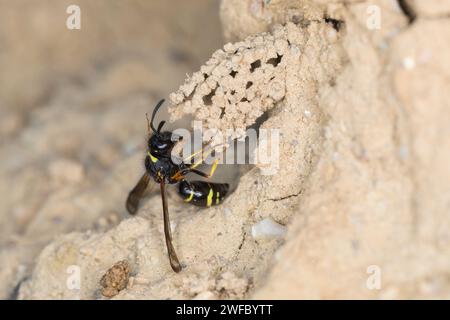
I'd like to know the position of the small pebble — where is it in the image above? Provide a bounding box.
[251,217,287,240]
[402,56,415,70]
[100,260,131,298]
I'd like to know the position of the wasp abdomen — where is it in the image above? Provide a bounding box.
[178,180,229,207]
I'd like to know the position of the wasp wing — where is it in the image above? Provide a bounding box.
[126,172,152,215]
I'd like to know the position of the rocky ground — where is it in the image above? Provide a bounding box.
[1,0,449,299]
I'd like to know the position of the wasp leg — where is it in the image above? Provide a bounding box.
[178,179,229,207]
[126,173,151,215]
[183,140,214,164]
[184,141,226,170]
[160,180,182,272]
[180,158,219,179]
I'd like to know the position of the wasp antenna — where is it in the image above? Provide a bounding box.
[157,120,166,133]
[145,113,152,135]
[150,99,165,133]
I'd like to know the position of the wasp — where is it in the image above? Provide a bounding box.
[126,99,229,272]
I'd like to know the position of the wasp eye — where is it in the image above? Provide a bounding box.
[149,132,173,156]
[156,142,168,149]
[151,139,169,151]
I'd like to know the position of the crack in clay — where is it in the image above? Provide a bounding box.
[397,0,417,24]
[324,16,344,32]
[266,191,302,202]
[237,231,246,250]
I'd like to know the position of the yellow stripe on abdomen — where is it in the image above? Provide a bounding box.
[206,188,213,207]
[184,192,194,202]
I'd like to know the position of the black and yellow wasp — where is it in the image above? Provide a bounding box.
[126,99,229,272]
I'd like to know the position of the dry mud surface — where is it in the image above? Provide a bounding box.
[1,0,449,299]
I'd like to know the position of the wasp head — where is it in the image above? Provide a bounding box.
[148,131,174,157]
